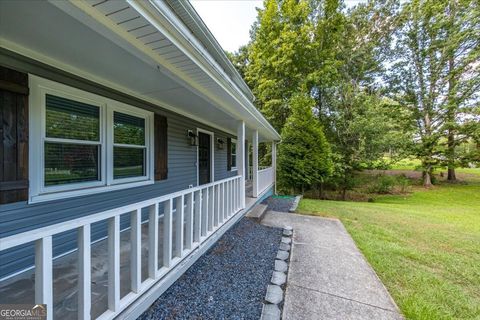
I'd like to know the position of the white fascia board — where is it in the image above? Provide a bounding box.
[171,0,255,101]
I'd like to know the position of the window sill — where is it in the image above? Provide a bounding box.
[29,179,155,204]
[230,167,237,172]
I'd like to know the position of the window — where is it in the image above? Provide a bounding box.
[44,94,101,186]
[29,75,154,203]
[231,139,237,170]
[113,112,146,179]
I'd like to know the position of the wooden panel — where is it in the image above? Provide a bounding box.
[0,66,29,204]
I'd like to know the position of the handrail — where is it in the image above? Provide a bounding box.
[0,175,243,320]
[0,175,241,251]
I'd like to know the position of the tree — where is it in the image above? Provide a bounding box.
[246,0,313,132]
[387,0,480,186]
[278,92,333,193]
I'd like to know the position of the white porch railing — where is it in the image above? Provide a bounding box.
[248,166,269,181]
[258,167,274,195]
[0,175,242,320]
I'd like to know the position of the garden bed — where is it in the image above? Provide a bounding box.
[139,218,282,320]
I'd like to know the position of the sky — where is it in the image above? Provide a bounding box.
[190,0,367,53]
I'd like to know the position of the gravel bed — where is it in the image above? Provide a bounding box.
[139,218,283,320]
[262,195,296,212]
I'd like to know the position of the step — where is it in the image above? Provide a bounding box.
[246,203,268,221]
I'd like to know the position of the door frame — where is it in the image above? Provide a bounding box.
[196,128,215,186]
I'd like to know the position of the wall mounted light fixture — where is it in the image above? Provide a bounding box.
[217,138,225,150]
[187,130,198,146]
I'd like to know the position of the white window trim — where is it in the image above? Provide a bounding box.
[196,128,215,185]
[230,138,237,171]
[29,75,154,204]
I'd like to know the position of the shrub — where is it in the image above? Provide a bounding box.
[368,175,396,194]
[396,175,411,193]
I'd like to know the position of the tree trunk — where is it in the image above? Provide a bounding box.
[446,4,457,182]
[447,129,457,181]
[341,174,348,200]
[423,163,433,188]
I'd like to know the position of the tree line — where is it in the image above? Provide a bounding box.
[228,0,480,195]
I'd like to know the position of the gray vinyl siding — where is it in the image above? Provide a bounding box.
[0,57,238,279]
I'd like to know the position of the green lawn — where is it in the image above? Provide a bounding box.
[297,180,480,319]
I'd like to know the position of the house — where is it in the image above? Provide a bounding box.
[0,1,280,319]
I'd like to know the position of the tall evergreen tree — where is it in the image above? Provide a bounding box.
[278,92,332,193]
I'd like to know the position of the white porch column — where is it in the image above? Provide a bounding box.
[252,130,259,197]
[237,121,246,209]
[272,141,277,195]
[245,142,250,180]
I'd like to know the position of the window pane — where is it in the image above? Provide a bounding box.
[232,155,237,168]
[114,147,145,179]
[46,94,100,141]
[45,142,100,186]
[114,112,145,145]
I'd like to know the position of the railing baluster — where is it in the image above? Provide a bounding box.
[108,215,120,312]
[194,190,202,243]
[224,182,228,219]
[78,225,91,320]
[226,181,230,218]
[185,192,194,249]
[214,185,220,227]
[235,179,238,211]
[131,209,141,293]
[175,195,184,257]
[148,203,159,279]
[163,199,173,268]
[228,180,234,217]
[219,183,224,224]
[35,236,53,320]
[208,186,214,232]
[201,187,209,237]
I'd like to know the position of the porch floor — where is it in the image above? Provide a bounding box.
[0,193,257,319]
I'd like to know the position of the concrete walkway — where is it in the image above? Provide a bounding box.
[261,211,403,320]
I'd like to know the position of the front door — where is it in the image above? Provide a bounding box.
[198,132,211,185]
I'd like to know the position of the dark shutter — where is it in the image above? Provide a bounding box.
[227,137,232,171]
[154,114,168,180]
[0,66,29,204]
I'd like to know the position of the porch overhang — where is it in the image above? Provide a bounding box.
[0,0,281,142]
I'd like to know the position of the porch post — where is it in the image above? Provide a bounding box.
[245,142,250,180]
[272,141,277,195]
[237,121,246,209]
[252,130,259,197]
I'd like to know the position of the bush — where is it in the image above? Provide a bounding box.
[368,175,397,194]
[396,175,411,193]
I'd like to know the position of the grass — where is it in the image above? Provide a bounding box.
[297,174,480,320]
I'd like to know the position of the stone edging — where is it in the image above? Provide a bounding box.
[288,196,302,212]
[260,226,293,320]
